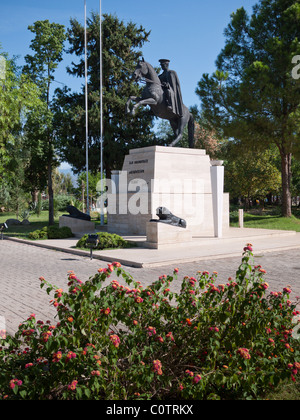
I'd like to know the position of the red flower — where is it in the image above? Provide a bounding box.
[91,370,101,376]
[42,331,52,343]
[146,326,156,336]
[185,369,194,377]
[66,351,76,360]
[166,332,174,342]
[9,379,22,389]
[237,348,251,360]
[152,360,163,375]
[25,363,34,369]
[193,374,202,384]
[244,244,253,252]
[110,334,120,348]
[68,380,78,391]
[107,264,114,272]
[112,261,121,268]
[52,351,63,363]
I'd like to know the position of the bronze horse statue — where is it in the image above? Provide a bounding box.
[126,59,194,148]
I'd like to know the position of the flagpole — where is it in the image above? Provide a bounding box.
[84,0,90,214]
[100,0,104,225]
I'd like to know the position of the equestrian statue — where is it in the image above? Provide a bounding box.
[126,58,194,148]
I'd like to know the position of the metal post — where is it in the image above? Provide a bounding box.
[84,0,90,215]
[99,0,104,225]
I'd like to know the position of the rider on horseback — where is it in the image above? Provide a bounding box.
[158,59,184,118]
[126,58,194,148]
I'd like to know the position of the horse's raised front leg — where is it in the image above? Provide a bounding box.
[125,96,138,115]
[132,97,157,116]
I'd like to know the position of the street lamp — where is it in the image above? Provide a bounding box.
[0,222,8,240]
[86,234,99,260]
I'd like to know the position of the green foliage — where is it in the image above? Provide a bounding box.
[42,195,73,212]
[224,143,281,203]
[23,20,66,99]
[196,0,300,217]
[23,20,67,226]
[76,232,130,250]
[0,246,299,400]
[28,226,73,240]
[0,51,43,192]
[47,226,73,239]
[27,226,48,240]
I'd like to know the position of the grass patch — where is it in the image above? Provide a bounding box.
[230,212,300,231]
[0,211,86,239]
[0,210,105,240]
[0,211,65,239]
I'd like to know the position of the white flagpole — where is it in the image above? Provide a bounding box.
[84,0,90,214]
[100,0,104,225]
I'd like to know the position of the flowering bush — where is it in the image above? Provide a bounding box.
[0,245,299,400]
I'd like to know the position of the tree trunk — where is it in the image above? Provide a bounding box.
[105,163,112,182]
[48,159,54,225]
[31,189,38,205]
[280,152,292,217]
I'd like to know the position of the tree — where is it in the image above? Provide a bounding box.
[224,142,281,208]
[76,171,102,210]
[23,20,66,225]
[196,0,300,217]
[0,52,41,175]
[53,13,158,178]
[52,168,74,195]
[0,50,43,210]
[22,101,51,203]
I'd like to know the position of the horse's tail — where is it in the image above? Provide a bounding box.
[188,113,195,148]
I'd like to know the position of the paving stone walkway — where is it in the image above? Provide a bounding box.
[0,239,299,335]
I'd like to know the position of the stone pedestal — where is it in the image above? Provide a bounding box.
[144,222,193,249]
[59,216,95,234]
[106,146,229,240]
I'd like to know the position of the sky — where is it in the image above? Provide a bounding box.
[0,0,258,169]
[0,0,259,105]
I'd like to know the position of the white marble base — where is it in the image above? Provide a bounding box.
[107,146,229,241]
[144,221,193,249]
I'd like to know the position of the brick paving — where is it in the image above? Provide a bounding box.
[0,239,299,335]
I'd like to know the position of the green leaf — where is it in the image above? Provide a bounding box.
[84,388,91,399]
[19,390,27,398]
